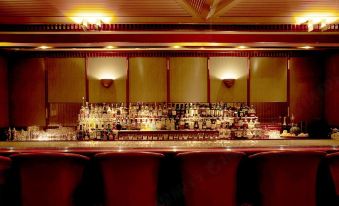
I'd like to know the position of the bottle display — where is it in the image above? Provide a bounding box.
[76,102,262,140]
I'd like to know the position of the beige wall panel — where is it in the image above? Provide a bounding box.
[170,57,207,102]
[250,57,287,102]
[129,57,167,102]
[209,57,248,102]
[87,57,127,103]
[47,58,85,103]
[325,53,339,126]
[0,57,8,127]
[10,58,46,127]
[290,57,324,123]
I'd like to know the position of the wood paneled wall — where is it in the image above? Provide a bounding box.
[290,57,325,123]
[170,57,207,102]
[87,57,127,103]
[0,57,8,127]
[209,57,248,102]
[9,58,46,127]
[49,103,81,127]
[5,55,329,126]
[47,58,85,103]
[129,57,167,102]
[250,57,287,102]
[325,53,339,126]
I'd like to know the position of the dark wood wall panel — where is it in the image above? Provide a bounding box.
[9,58,46,127]
[0,57,8,127]
[325,53,339,127]
[290,57,324,123]
[49,103,81,127]
[252,102,288,123]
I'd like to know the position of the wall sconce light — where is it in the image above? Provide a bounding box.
[100,79,113,88]
[223,79,235,88]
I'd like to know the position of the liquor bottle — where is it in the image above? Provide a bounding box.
[172,104,177,117]
[281,116,288,133]
[194,120,199,130]
[167,103,172,118]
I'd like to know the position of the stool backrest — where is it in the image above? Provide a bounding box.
[249,151,325,206]
[95,152,163,206]
[11,152,89,206]
[178,151,245,206]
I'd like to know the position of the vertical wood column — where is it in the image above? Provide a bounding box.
[126,57,130,104]
[247,56,251,105]
[0,57,9,127]
[166,57,170,103]
[207,57,211,103]
[287,57,290,115]
[85,56,89,102]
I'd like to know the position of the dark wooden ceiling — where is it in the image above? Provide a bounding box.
[0,0,337,24]
[0,0,338,50]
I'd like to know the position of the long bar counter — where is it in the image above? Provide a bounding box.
[0,139,338,153]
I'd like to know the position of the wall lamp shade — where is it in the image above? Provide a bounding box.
[223,79,235,88]
[100,79,113,88]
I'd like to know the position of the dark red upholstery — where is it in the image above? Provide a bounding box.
[0,156,11,185]
[249,151,325,206]
[0,156,11,204]
[177,151,245,206]
[11,153,89,206]
[95,152,163,206]
[327,152,339,197]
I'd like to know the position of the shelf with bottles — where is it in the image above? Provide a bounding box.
[76,101,262,141]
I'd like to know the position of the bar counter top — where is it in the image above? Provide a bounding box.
[0,139,338,153]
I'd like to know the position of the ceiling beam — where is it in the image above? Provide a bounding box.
[212,0,243,18]
[175,0,201,18]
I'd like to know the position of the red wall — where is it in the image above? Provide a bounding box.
[325,53,339,126]
[290,57,325,123]
[0,57,8,127]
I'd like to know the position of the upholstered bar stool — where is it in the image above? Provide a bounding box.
[326,152,339,204]
[249,151,325,206]
[95,152,164,206]
[177,151,245,206]
[11,153,89,206]
[0,156,11,204]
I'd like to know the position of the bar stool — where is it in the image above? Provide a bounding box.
[95,152,163,206]
[177,151,245,206]
[326,152,339,204]
[249,151,325,206]
[11,153,89,206]
[0,156,11,204]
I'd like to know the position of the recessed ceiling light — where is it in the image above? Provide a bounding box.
[105,46,116,49]
[37,45,51,49]
[298,46,314,49]
[236,45,248,49]
[172,45,182,49]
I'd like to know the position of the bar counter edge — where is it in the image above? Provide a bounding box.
[0,139,339,153]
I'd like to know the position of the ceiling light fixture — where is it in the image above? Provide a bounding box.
[296,14,338,32]
[105,46,116,49]
[298,46,314,49]
[37,45,51,49]
[236,46,248,49]
[172,45,182,49]
[72,14,111,31]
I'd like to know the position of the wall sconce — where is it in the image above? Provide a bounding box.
[223,79,235,88]
[100,79,113,88]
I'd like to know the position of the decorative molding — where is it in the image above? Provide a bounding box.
[4,50,331,58]
[1,23,338,32]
